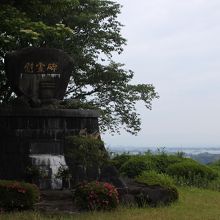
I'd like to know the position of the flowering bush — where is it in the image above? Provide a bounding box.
[0,180,40,211]
[74,181,119,211]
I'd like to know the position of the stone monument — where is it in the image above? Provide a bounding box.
[0,47,99,189]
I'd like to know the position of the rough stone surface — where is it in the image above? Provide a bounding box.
[0,109,99,182]
[35,190,78,214]
[2,47,101,190]
[122,178,178,207]
[5,47,74,105]
[99,165,128,195]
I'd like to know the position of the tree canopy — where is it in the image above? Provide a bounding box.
[0,0,159,134]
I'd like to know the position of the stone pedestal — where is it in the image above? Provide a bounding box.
[0,108,99,189]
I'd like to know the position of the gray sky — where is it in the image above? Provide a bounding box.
[103,0,220,148]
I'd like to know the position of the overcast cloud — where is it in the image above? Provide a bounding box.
[103,0,220,148]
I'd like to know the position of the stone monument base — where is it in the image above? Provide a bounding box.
[0,108,99,189]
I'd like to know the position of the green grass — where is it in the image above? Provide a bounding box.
[1,187,220,220]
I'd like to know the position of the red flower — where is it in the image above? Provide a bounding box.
[75,181,119,211]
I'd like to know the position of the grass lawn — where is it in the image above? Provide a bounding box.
[1,187,220,220]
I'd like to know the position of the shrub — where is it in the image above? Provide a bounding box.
[111,152,186,176]
[65,136,108,169]
[206,178,220,191]
[74,181,119,211]
[111,153,132,170]
[0,180,40,211]
[25,165,48,183]
[136,170,175,188]
[55,164,72,180]
[167,161,218,187]
[152,154,185,173]
[65,136,108,183]
[119,156,156,178]
[208,160,220,176]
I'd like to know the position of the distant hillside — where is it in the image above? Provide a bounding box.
[109,146,220,164]
[188,152,220,164]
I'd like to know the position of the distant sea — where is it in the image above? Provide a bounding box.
[108,146,220,155]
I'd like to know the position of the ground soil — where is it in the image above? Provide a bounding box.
[35,190,78,214]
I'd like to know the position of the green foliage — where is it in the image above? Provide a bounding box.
[119,156,156,178]
[55,164,72,189]
[60,99,98,110]
[206,178,220,191]
[0,0,158,134]
[65,135,108,169]
[74,181,119,211]
[25,165,48,182]
[200,161,220,191]
[151,154,185,173]
[167,160,218,187]
[0,180,40,211]
[111,153,132,170]
[172,175,211,188]
[112,152,184,175]
[208,160,220,175]
[25,165,42,180]
[112,152,220,190]
[64,135,108,183]
[55,164,72,180]
[136,170,175,189]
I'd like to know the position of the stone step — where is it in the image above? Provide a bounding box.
[40,190,73,201]
[35,190,78,213]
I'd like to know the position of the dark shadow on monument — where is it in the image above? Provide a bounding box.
[0,47,100,189]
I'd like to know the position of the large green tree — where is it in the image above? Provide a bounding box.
[0,0,158,134]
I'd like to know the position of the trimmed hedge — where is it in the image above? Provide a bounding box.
[119,156,156,178]
[152,154,185,173]
[113,153,185,175]
[0,180,40,211]
[167,161,218,185]
[208,160,220,175]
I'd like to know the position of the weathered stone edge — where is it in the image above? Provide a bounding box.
[0,109,99,118]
